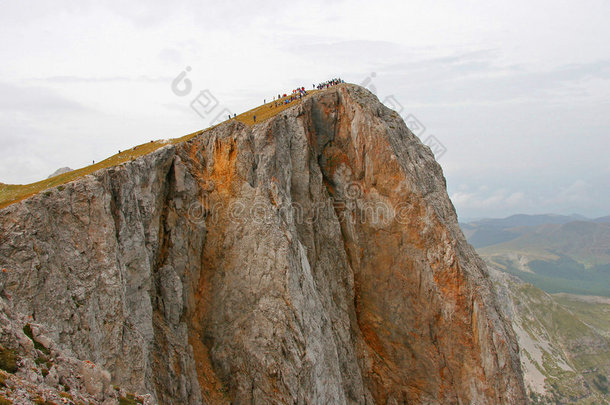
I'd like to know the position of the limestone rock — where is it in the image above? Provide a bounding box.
[0,84,526,404]
[0,296,152,404]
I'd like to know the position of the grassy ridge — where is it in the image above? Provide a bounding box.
[0,89,320,210]
[0,133,201,210]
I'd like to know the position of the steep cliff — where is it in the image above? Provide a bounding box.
[0,84,526,404]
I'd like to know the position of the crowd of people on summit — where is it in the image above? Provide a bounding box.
[268,78,344,110]
[271,86,309,108]
[246,78,346,121]
[315,78,344,89]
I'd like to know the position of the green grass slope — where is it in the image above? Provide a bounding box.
[0,89,321,210]
[492,270,610,404]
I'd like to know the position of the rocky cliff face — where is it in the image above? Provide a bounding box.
[0,295,154,404]
[0,84,526,404]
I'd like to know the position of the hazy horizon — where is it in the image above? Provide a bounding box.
[1,0,608,219]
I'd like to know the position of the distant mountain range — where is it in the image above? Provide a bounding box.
[460,214,609,248]
[594,215,610,223]
[462,214,610,297]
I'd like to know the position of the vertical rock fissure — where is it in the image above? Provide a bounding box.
[149,159,176,402]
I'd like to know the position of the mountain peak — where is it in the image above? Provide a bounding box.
[0,83,525,403]
[47,167,73,179]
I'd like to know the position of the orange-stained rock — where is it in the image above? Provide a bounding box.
[0,84,525,404]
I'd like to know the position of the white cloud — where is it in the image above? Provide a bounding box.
[0,0,608,217]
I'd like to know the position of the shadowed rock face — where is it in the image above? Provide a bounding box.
[0,84,526,404]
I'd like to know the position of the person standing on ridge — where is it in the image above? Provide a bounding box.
[253,114,256,123]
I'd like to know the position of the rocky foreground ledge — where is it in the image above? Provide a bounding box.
[0,84,526,404]
[0,296,153,404]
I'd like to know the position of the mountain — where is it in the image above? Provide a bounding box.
[47,167,73,179]
[477,221,610,297]
[595,216,610,224]
[0,84,525,403]
[480,221,610,265]
[468,214,588,229]
[491,269,610,403]
[460,214,589,248]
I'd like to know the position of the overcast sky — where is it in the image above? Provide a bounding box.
[1,0,608,220]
